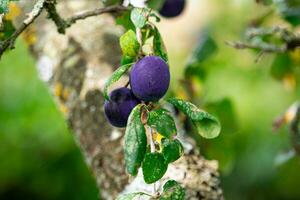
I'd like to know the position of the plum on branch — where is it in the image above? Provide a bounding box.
[104,87,140,127]
[130,56,170,102]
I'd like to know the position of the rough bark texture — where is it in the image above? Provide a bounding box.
[15,1,224,199]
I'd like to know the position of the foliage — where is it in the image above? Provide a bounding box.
[0,0,19,14]
[0,0,10,14]
[167,98,221,138]
[160,180,185,200]
[161,139,184,164]
[103,62,133,100]
[120,30,140,58]
[124,105,147,176]
[147,108,177,139]
[103,2,221,198]
[0,19,16,41]
[142,152,168,184]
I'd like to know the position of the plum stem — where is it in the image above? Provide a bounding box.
[124,81,130,88]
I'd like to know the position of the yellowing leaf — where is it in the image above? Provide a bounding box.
[120,30,140,57]
[289,48,300,64]
[283,73,296,91]
[5,3,21,20]
[22,26,37,45]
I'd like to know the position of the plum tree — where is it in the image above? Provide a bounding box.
[130,56,170,102]
[0,2,223,199]
[159,0,186,18]
[104,87,140,127]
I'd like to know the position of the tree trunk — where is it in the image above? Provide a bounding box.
[15,1,224,199]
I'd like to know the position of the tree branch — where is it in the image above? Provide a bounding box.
[0,0,128,58]
[226,26,300,54]
[44,0,69,34]
[225,41,286,53]
[65,5,128,28]
[44,0,128,34]
[0,0,45,58]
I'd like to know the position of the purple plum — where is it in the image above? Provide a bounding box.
[130,56,170,102]
[159,0,186,18]
[104,87,140,128]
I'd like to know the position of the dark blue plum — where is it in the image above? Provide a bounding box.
[104,87,140,128]
[130,56,170,102]
[159,0,186,18]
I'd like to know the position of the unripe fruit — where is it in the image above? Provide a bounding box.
[104,87,140,128]
[159,0,185,18]
[130,56,170,102]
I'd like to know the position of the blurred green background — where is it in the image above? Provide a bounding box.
[1,0,300,200]
[0,41,99,199]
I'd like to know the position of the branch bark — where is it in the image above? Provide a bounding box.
[44,0,128,34]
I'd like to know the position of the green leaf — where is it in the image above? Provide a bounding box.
[276,0,300,26]
[162,139,184,163]
[256,0,273,5]
[270,54,293,80]
[0,0,9,14]
[167,98,221,139]
[121,55,135,66]
[284,15,300,26]
[103,62,134,100]
[184,63,206,81]
[102,0,122,6]
[0,19,16,41]
[149,12,161,22]
[116,11,136,31]
[125,105,147,176]
[142,152,168,184]
[120,30,140,58]
[147,0,165,10]
[116,192,145,200]
[0,0,18,14]
[189,31,217,65]
[205,98,238,134]
[163,180,180,190]
[160,180,185,200]
[131,8,147,28]
[147,108,177,139]
[153,26,168,62]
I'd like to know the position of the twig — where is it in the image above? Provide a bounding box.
[65,5,128,26]
[227,26,300,55]
[44,0,69,34]
[45,2,128,34]
[0,0,45,58]
[225,41,286,53]
[254,51,265,63]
